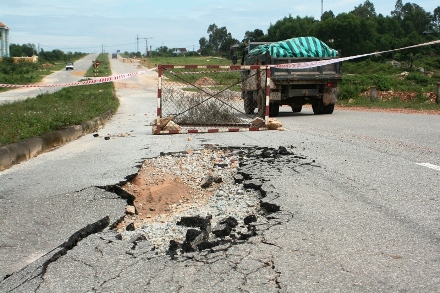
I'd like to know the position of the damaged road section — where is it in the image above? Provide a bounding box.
[1,216,111,292]
[0,186,127,285]
[1,145,319,292]
[109,145,318,257]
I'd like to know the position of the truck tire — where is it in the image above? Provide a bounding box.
[313,100,334,115]
[323,103,335,114]
[269,103,279,117]
[291,105,302,113]
[244,92,255,114]
[312,100,324,114]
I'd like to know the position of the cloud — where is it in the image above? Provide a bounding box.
[1,0,438,53]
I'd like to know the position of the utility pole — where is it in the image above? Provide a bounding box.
[321,0,323,18]
[137,35,153,57]
[145,37,152,57]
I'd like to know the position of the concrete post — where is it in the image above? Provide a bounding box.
[370,86,377,101]
[436,83,440,104]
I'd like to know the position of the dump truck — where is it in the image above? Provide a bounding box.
[112,53,118,59]
[241,37,342,116]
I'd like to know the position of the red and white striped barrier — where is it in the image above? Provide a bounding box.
[0,70,151,88]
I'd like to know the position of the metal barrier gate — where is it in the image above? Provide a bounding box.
[154,65,271,134]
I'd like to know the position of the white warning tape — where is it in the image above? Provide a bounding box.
[0,69,155,88]
[273,39,440,69]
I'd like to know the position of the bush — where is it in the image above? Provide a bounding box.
[406,72,429,86]
[339,84,361,100]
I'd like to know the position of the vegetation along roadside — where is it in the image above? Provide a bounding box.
[0,53,118,147]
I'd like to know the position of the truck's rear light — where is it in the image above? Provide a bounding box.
[327,82,336,87]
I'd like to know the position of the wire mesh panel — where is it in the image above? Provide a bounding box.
[154,65,270,134]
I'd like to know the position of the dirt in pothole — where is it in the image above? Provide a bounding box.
[124,169,199,218]
[116,152,217,231]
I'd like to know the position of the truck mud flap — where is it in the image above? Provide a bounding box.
[323,87,338,105]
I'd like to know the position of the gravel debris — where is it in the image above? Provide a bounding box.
[118,145,264,254]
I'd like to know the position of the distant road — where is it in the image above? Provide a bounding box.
[0,54,98,105]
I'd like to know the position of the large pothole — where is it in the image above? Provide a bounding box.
[105,145,316,257]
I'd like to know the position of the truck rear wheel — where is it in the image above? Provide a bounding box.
[323,103,335,114]
[312,100,334,114]
[312,100,324,114]
[291,105,302,113]
[269,103,279,117]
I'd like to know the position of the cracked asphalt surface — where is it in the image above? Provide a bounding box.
[1,55,440,292]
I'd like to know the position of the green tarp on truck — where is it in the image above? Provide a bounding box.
[249,36,338,58]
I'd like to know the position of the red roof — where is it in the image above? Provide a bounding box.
[0,22,8,28]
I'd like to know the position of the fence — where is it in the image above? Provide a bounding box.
[154,65,271,134]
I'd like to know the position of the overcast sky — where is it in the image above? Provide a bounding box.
[1,0,438,54]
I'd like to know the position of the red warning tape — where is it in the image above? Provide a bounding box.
[0,70,151,88]
[1,40,438,88]
[273,40,440,69]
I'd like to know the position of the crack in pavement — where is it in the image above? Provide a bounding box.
[2,216,111,292]
[2,145,320,292]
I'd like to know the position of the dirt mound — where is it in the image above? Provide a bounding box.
[194,77,216,87]
[361,90,437,103]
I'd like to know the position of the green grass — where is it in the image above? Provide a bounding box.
[0,60,80,93]
[338,94,440,110]
[85,53,112,77]
[0,82,118,146]
[0,53,118,147]
[338,59,440,111]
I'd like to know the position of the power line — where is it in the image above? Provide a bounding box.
[136,34,153,56]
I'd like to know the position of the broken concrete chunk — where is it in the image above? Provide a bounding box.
[164,120,181,131]
[159,116,173,128]
[152,116,182,133]
[251,117,265,127]
[234,173,244,184]
[278,146,290,155]
[200,175,214,188]
[213,175,223,183]
[244,214,257,225]
[126,223,135,231]
[182,230,209,252]
[176,215,212,231]
[268,118,282,130]
[260,201,280,213]
[212,223,233,238]
[185,229,203,242]
[219,216,238,228]
[168,240,180,252]
[125,205,136,215]
[237,227,257,240]
[243,179,263,190]
[211,216,238,238]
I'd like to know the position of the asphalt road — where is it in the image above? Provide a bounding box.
[0,56,439,292]
[0,54,98,105]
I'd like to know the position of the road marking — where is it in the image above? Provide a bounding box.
[416,163,440,171]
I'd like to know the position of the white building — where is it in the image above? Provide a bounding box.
[0,22,10,58]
